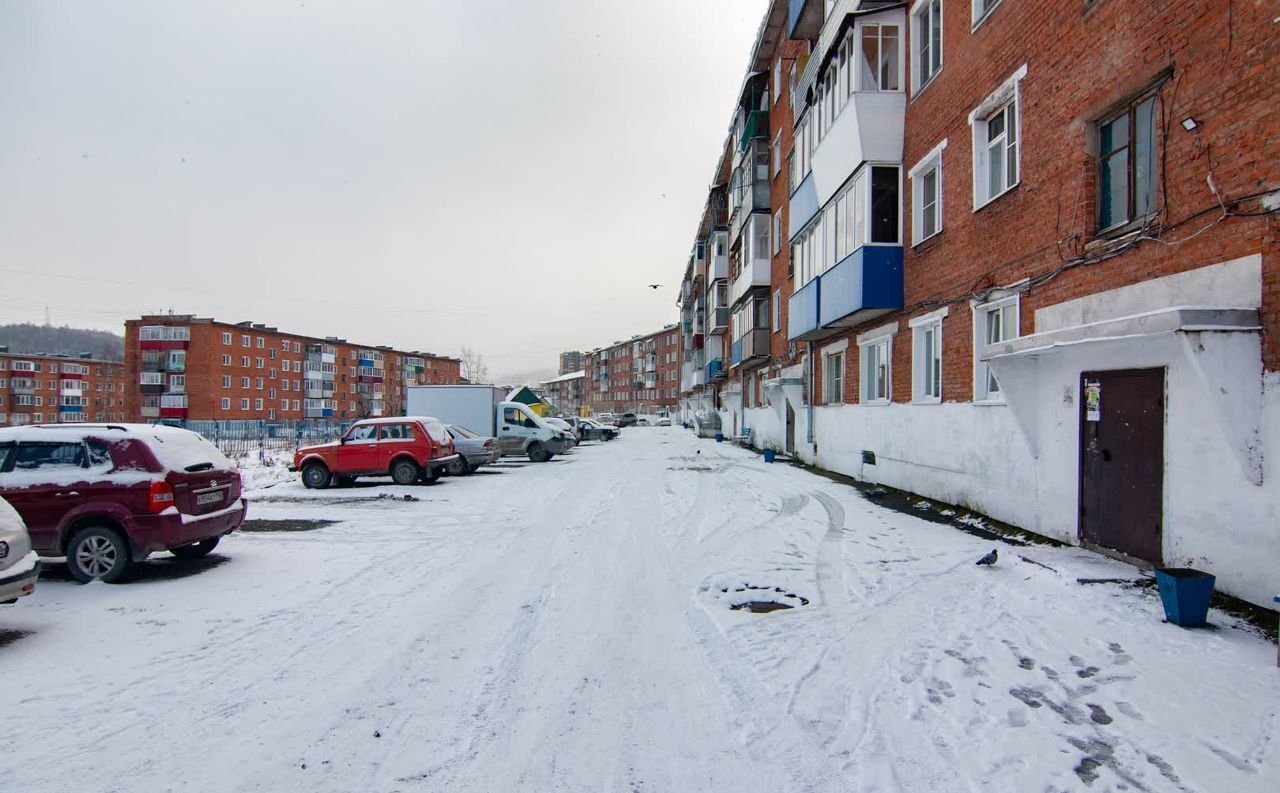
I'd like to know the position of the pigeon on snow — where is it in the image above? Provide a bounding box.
[975,548,999,566]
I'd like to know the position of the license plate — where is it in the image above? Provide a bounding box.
[195,491,223,506]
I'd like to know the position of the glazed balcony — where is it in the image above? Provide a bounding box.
[788,245,903,341]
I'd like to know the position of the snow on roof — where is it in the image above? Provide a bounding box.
[0,423,231,472]
[542,370,585,384]
[352,416,443,425]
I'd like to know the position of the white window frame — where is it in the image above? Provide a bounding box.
[910,307,948,404]
[823,350,845,405]
[222,375,231,388]
[220,397,230,410]
[222,332,232,345]
[773,209,783,255]
[240,398,250,410]
[858,22,903,93]
[971,0,1004,29]
[910,0,943,95]
[970,64,1026,210]
[972,294,1019,403]
[909,138,947,245]
[857,322,898,405]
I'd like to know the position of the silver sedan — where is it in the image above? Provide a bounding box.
[445,425,502,475]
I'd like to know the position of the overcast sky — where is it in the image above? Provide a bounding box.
[0,0,766,382]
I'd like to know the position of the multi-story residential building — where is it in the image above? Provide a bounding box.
[583,325,681,416]
[677,0,1279,607]
[557,351,584,375]
[0,351,129,426]
[123,315,461,423]
[540,370,586,416]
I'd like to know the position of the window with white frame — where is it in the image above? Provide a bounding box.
[971,65,1025,208]
[772,289,781,331]
[254,398,264,411]
[911,0,943,92]
[860,23,901,91]
[972,0,1003,27]
[773,209,783,255]
[222,375,231,388]
[910,309,947,402]
[241,335,250,347]
[824,352,844,404]
[222,332,232,345]
[973,295,1018,401]
[240,398,250,410]
[241,376,250,388]
[858,325,896,404]
[909,139,947,244]
[221,397,230,410]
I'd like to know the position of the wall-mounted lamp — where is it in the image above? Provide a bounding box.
[1181,117,1199,132]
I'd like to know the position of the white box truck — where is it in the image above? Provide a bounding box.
[406,385,569,463]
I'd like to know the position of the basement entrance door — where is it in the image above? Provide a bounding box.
[1078,368,1165,565]
[785,403,796,455]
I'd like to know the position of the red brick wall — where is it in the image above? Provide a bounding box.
[889,0,1280,400]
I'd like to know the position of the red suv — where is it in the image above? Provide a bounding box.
[292,417,459,489]
[0,424,247,583]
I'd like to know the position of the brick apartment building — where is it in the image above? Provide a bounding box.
[583,325,681,416]
[0,351,129,427]
[676,0,1278,607]
[540,370,586,416]
[123,315,461,423]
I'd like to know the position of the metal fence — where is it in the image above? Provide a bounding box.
[172,419,355,460]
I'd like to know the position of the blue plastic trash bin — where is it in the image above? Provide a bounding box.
[763,449,776,463]
[1154,568,1215,627]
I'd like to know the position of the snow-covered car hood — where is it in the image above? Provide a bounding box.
[297,441,340,455]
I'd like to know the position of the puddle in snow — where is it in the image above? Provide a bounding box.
[722,583,810,613]
[240,519,338,533]
[0,629,32,649]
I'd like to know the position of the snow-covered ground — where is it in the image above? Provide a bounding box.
[1,428,1275,792]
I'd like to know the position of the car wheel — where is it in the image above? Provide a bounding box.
[169,536,220,560]
[527,443,550,463]
[419,467,441,484]
[302,462,332,489]
[391,459,421,486]
[467,463,482,474]
[447,456,469,476]
[66,526,133,583]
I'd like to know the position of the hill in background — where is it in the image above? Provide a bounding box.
[0,323,125,361]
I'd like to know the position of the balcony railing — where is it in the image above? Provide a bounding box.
[705,358,725,380]
[788,245,904,341]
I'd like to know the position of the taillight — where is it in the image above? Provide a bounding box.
[149,480,175,513]
[483,440,493,449]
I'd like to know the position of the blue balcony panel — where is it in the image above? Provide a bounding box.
[705,358,725,381]
[819,245,904,328]
[787,245,904,342]
[730,339,744,366]
[787,278,820,341]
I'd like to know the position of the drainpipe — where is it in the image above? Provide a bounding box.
[806,341,815,444]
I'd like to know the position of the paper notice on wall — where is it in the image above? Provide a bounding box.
[1084,381,1101,421]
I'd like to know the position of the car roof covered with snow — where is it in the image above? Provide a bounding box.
[0,423,231,472]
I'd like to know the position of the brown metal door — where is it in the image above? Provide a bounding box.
[785,403,796,454]
[1078,368,1165,564]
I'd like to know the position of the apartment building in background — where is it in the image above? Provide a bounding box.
[583,325,681,416]
[123,315,461,423]
[557,351,584,375]
[540,370,586,416]
[0,351,129,426]
[676,0,1279,607]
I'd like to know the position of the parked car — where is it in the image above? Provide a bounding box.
[0,424,247,583]
[655,416,672,427]
[444,424,501,475]
[0,495,39,603]
[615,412,638,428]
[540,418,578,448]
[579,418,620,441]
[292,417,459,489]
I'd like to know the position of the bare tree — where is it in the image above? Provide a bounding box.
[460,347,490,384]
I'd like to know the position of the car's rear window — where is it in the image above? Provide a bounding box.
[421,421,450,443]
[449,425,479,439]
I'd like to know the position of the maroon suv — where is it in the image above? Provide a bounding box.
[0,424,247,583]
